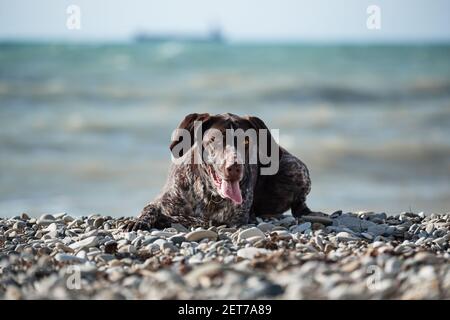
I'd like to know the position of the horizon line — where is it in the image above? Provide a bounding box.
[1,37,450,46]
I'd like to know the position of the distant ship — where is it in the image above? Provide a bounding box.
[134,27,225,44]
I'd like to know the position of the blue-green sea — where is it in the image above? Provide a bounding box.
[0,42,449,217]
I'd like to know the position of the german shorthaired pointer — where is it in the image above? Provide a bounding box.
[125,113,312,230]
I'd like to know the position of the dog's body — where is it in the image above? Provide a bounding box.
[126,113,311,230]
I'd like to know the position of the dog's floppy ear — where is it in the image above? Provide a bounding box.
[246,115,281,163]
[169,113,211,157]
[246,116,269,131]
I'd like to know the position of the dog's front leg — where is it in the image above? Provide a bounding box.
[124,194,209,231]
[124,202,171,231]
[228,210,250,227]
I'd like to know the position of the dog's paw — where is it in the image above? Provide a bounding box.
[122,218,151,232]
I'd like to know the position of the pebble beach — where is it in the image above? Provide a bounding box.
[1,211,449,300]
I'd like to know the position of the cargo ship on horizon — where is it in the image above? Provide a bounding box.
[134,27,225,44]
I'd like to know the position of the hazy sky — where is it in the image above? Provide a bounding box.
[0,0,449,42]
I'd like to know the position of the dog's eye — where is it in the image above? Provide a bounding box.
[210,136,215,143]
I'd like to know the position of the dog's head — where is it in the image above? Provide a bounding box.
[169,113,280,204]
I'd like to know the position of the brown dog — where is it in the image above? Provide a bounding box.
[125,113,311,230]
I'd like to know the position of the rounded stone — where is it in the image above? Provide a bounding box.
[54,253,86,263]
[273,230,292,240]
[151,231,176,238]
[161,242,178,252]
[185,230,218,242]
[292,222,311,234]
[361,232,374,240]
[93,217,105,228]
[44,223,57,233]
[425,223,435,234]
[168,235,186,245]
[335,232,359,242]
[37,214,56,226]
[153,238,167,247]
[237,247,269,260]
[118,244,136,254]
[257,222,275,232]
[239,227,265,241]
[69,236,99,250]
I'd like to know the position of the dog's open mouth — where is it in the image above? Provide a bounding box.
[208,167,242,205]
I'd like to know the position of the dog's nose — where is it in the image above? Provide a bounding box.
[225,163,242,181]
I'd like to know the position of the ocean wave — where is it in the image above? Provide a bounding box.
[260,82,450,104]
[155,42,185,60]
[295,140,450,177]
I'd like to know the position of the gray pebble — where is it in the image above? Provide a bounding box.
[69,236,99,250]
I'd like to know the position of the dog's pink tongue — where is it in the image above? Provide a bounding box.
[221,179,242,204]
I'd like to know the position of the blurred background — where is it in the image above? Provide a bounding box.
[0,0,449,217]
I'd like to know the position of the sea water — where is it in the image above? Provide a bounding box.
[0,42,449,217]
